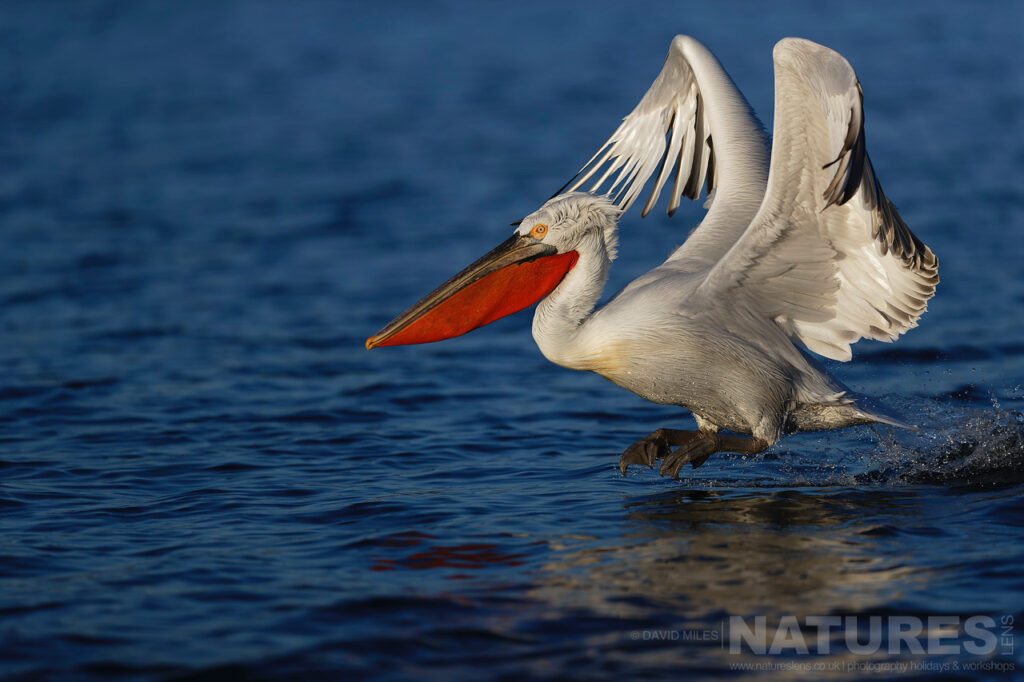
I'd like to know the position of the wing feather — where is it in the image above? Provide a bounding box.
[558,35,768,234]
[695,38,938,361]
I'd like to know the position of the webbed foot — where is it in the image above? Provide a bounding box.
[620,429,770,479]
[659,435,718,478]
[619,429,700,476]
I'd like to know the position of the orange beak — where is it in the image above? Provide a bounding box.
[366,233,579,349]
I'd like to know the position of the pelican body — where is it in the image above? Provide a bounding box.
[367,37,938,478]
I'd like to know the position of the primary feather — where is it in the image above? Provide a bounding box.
[524,36,937,444]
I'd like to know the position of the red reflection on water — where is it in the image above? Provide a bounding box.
[371,538,529,572]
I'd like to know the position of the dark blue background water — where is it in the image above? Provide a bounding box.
[2,2,1023,680]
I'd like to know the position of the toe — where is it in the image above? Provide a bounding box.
[689,452,712,468]
[619,437,667,476]
[659,452,686,479]
[618,444,645,476]
[659,439,716,478]
[688,435,720,468]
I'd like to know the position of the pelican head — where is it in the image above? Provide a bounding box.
[366,192,620,349]
[513,192,620,262]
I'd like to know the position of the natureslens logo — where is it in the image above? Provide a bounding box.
[725,615,1014,656]
[631,614,1015,660]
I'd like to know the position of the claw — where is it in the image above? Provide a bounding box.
[619,434,669,475]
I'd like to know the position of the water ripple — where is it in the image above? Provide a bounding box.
[1,2,1022,680]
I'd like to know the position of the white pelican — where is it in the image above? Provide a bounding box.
[366,36,938,478]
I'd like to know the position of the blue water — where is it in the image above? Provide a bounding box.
[2,2,1023,680]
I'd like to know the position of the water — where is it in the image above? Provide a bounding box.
[1,1,1022,680]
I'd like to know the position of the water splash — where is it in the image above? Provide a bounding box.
[866,396,1024,486]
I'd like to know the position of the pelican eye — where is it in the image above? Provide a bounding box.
[530,223,549,239]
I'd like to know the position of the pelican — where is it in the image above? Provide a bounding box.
[366,36,938,479]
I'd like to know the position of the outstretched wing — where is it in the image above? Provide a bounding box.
[557,35,768,224]
[696,38,938,361]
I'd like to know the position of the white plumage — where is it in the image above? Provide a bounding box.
[560,37,936,362]
[369,36,938,478]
